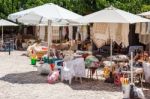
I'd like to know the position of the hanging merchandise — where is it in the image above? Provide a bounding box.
[62,26,66,38]
[92,23,129,48]
[81,26,88,41]
[64,27,69,41]
[72,26,78,40]
[92,33,107,48]
[92,23,108,48]
[110,23,129,47]
[135,23,141,34]
[120,23,129,47]
[139,34,150,44]
[141,23,147,34]
[68,26,73,40]
[52,27,60,41]
[145,22,150,34]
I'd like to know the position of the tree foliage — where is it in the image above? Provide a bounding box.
[0,0,150,19]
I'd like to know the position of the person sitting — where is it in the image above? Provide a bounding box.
[133,50,144,67]
[143,51,149,61]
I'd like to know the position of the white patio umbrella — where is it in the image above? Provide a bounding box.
[79,6,150,83]
[8,3,82,51]
[0,19,18,44]
[15,12,80,26]
[138,11,150,18]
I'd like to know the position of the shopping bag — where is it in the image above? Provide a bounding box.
[47,70,59,84]
[129,84,145,99]
[37,63,52,75]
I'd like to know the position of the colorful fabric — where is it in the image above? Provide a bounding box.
[85,55,99,68]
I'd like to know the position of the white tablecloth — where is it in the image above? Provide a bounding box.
[62,58,86,81]
[143,62,150,83]
[72,58,86,77]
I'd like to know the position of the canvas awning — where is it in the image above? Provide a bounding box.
[0,19,18,44]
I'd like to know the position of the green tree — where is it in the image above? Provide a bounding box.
[0,0,150,19]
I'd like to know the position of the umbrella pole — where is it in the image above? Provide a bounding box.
[47,20,52,55]
[108,25,113,68]
[2,26,3,44]
[131,52,133,83]
[110,37,113,66]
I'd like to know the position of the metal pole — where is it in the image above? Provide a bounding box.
[110,37,113,66]
[2,26,3,44]
[108,25,113,67]
[8,42,11,55]
[131,52,133,83]
[47,20,52,54]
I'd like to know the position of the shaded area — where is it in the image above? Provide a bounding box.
[0,71,47,84]
[69,78,150,99]
[0,70,149,99]
[0,70,121,92]
[67,78,121,92]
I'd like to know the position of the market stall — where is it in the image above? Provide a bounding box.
[78,6,150,85]
[0,19,18,51]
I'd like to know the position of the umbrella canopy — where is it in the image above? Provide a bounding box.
[8,3,82,51]
[8,3,82,23]
[79,6,150,23]
[0,19,18,26]
[15,12,80,26]
[0,19,17,44]
[138,11,150,19]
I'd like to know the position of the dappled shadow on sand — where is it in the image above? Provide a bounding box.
[0,71,121,92]
[68,78,122,92]
[0,71,149,97]
[0,71,47,84]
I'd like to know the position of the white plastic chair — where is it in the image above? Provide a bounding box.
[61,61,75,84]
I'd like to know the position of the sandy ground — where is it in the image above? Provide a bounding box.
[0,51,149,99]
